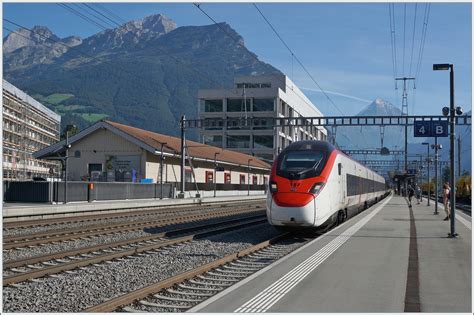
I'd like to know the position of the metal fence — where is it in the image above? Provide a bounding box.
[3,181,175,203]
[3,181,266,203]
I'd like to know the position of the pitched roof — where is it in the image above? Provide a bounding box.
[34,120,271,170]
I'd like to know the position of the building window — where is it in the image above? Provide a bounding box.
[224,172,231,184]
[240,174,246,185]
[203,135,223,147]
[256,153,274,163]
[185,169,193,183]
[203,99,223,112]
[253,118,274,130]
[227,98,250,112]
[253,135,274,149]
[205,171,214,184]
[203,118,224,130]
[252,98,274,112]
[253,176,258,185]
[227,135,250,148]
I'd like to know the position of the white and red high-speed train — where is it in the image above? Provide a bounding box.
[267,140,387,229]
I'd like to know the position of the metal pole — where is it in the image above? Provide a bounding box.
[64,131,69,204]
[434,137,439,215]
[427,145,430,206]
[179,115,186,198]
[247,159,252,196]
[214,153,219,198]
[449,65,457,237]
[457,136,461,176]
[405,124,408,172]
[160,143,165,199]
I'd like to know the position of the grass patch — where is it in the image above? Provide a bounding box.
[55,104,87,112]
[80,113,108,123]
[44,93,74,105]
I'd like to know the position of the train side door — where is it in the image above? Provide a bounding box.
[338,162,345,205]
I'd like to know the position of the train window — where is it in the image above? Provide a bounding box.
[338,163,342,176]
[277,150,326,179]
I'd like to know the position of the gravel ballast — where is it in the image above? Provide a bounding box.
[3,223,288,312]
[3,212,264,263]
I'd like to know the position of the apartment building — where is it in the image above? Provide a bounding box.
[198,75,327,162]
[3,80,61,180]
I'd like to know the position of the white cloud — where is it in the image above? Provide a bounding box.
[300,87,372,103]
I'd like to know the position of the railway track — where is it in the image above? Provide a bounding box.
[3,205,264,249]
[85,233,297,312]
[4,200,264,232]
[4,213,268,286]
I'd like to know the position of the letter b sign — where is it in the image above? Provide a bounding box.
[433,121,448,137]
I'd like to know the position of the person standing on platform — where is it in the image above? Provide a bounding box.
[443,182,451,221]
[408,185,415,206]
[415,185,422,204]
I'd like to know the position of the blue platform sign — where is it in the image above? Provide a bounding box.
[432,121,448,137]
[407,169,417,175]
[414,121,448,137]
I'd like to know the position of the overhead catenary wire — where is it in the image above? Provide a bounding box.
[412,3,431,112]
[402,3,406,77]
[56,4,239,93]
[82,3,124,28]
[252,3,344,116]
[79,3,120,29]
[93,3,128,25]
[192,2,336,119]
[57,3,108,31]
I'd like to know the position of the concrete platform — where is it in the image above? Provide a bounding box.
[191,193,471,313]
[2,194,266,222]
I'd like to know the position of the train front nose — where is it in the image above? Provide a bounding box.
[267,193,316,226]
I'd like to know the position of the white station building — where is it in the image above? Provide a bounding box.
[198,75,327,162]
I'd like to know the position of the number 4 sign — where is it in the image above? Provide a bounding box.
[414,121,448,137]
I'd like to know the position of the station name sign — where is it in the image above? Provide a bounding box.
[414,120,448,137]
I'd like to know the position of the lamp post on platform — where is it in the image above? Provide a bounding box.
[433,63,463,237]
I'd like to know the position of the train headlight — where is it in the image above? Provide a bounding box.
[270,182,278,193]
[309,182,325,196]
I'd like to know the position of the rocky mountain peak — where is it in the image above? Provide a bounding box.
[357,98,402,116]
[3,25,60,53]
[79,13,176,53]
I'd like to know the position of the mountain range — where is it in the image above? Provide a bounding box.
[3,14,280,136]
[3,14,470,174]
[336,98,471,174]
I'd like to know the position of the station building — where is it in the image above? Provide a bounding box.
[198,75,327,162]
[2,80,61,180]
[33,120,270,185]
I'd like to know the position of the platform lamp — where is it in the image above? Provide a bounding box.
[433,63,464,237]
[422,142,431,206]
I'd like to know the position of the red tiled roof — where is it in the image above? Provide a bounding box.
[105,120,271,169]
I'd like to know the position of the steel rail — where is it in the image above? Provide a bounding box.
[4,200,264,229]
[3,207,263,249]
[84,233,290,312]
[3,216,268,285]
[4,212,265,270]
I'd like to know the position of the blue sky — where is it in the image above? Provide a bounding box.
[3,2,472,116]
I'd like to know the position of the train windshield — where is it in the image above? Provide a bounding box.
[277,150,326,179]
